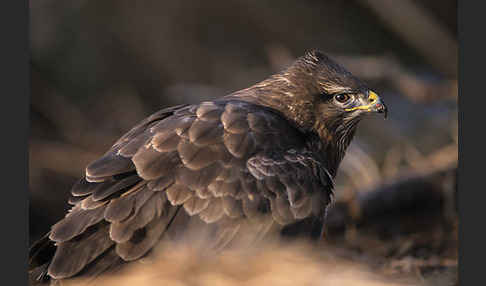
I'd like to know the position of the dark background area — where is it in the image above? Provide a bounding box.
[29,0,457,285]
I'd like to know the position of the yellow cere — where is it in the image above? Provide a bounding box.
[345,91,378,112]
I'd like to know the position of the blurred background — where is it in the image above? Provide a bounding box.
[30,0,457,285]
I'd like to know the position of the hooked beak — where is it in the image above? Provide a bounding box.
[345,90,388,119]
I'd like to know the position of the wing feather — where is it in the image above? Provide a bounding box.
[48,223,115,279]
[183,196,210,216]
[109,194,159,243]
[86,152,135,182]
[32,100,335,284]
[199,198,224,223]
[116,203,177,261]
[49,205,106,243]
[104,183,152,222]
[166,184,193,206]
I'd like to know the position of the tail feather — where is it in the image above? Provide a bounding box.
[29,264,50,286]
[29,233,56,270]
[29,233,56,285]
[68,247,125,286]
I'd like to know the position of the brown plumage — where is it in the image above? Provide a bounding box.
[29,50,387,285]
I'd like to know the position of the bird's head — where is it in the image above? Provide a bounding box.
[233,50,387,172]
[297,50,387,121]
[239,50,387,141]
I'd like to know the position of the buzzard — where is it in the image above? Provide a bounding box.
[29,50,387,285]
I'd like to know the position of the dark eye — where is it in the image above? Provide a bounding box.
[334,93,351,103]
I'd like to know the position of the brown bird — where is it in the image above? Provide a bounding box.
[29,50,387,285]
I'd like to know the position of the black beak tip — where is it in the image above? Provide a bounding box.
[375,103,388,119]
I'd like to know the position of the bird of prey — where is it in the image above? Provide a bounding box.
[29,50,387,285]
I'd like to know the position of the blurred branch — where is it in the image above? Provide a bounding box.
[326,162,457,284]
[327,165,456,230]
[264,45,458,104]
[329,139,457,230]
[358,0,457,78]
[334,55,457,102]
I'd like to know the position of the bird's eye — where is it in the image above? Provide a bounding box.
[334,93,351,103]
